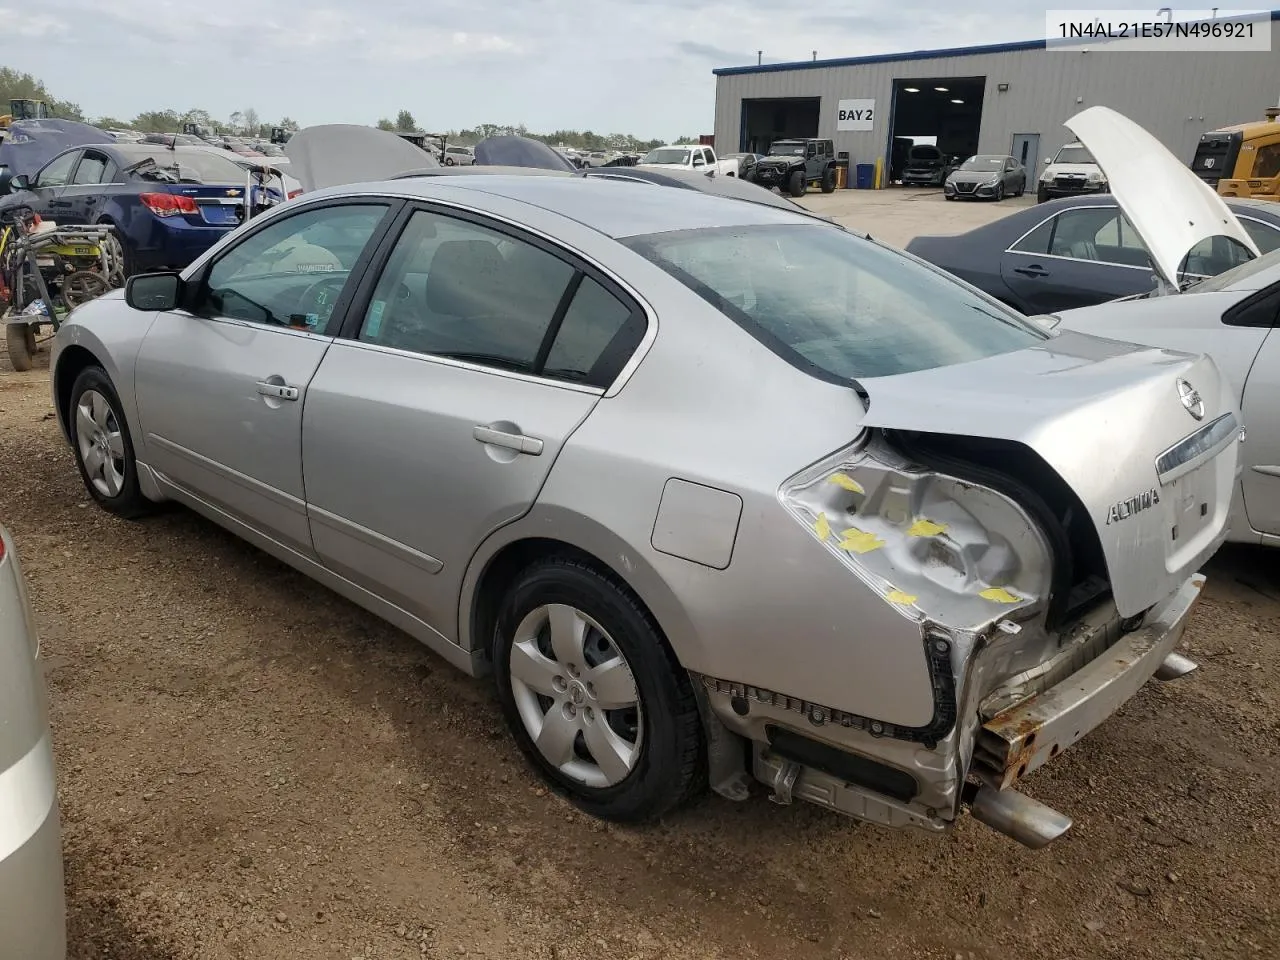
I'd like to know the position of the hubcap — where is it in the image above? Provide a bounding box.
[75,389,125,498]
[509,603,642,788]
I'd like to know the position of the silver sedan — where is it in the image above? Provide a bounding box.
[50,174,1240,847]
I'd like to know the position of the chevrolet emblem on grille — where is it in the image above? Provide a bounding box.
[226,188,242,196]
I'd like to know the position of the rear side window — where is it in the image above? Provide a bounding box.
[542,276,645,386]
[623,223,1044,382]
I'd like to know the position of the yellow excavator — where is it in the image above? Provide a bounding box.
[1191,106,1280,202]
[0,99,50,129]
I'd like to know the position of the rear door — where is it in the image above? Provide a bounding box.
[301,204,648,632]
[58,149,116,223]
[1000,205,1154,312]
[1231,284,1280,536]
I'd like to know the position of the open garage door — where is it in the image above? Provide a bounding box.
[741,98,820,154]
[887,77,985,183]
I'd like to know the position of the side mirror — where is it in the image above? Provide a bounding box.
[9,173,30,191]
[1042,157,1051,165]
[126,272,183,311]
[692,156,705,167]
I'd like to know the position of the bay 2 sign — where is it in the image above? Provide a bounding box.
[837,99,875,131]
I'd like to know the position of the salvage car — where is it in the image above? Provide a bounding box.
[0,524,67,960]
[51,166,1240,849]
[0,142,284,275]
[901,144,955,187]
[906,194,1280,313]
[944,155,1026,201]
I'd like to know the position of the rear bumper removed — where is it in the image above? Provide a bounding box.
[697,573,1205,848]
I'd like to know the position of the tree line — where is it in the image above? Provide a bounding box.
[0,69,691,150]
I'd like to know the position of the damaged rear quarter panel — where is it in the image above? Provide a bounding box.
[854,331,1241,617]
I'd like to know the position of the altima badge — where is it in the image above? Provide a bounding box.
[1106,488,1160,525]
[1177,379,1204,420]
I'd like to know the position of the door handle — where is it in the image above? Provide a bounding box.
[473,424,543,456]
[256,380,299,401]
[1014,265,1049,277]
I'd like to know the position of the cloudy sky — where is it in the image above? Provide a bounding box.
[6,1,1140,138]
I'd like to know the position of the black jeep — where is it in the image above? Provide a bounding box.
[751,138,837,197]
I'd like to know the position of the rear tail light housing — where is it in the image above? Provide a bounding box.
[287,189,303,200]
[140,192,200,217]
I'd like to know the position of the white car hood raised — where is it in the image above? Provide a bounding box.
[285,124,439,192]
[1064,106,1259,288]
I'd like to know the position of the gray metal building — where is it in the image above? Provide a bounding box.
[713,12,1280,180]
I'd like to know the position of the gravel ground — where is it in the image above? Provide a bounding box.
[2,194,1278,959]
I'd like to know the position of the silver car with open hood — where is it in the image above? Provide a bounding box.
[48,134,1241,849]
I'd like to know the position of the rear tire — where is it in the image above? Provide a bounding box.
[820,167,836,193]
[68,365,153,519]
[492,556,705,823]
[788,170,806,198]
[5,323,33,372]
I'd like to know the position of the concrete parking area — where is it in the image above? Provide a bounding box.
[2,192,1278,960]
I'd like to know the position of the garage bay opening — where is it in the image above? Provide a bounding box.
[740,97,820,154]
[887,77,985,186]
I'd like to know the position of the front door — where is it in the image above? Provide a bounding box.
[301,205,647,633]
[1011,133,1040,173]
[15,149,79,220]
[58,149,115,223]
[132,200,393,555]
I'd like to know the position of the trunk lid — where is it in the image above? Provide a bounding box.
[1064,106,1259,288]
[856,330,1242,618]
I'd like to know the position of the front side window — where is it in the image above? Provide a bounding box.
[198,203,388,328]
[1012,208,1150,267]
[35,151,78,188]
[624,223,1045,382]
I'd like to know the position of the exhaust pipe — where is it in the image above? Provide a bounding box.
[969,785,1072,849]
[1154,652,1198,681]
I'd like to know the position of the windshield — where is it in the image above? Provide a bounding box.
[642,148,691,165]
[116,145,250,183]
[960,156,1004,172]
[622,224,1045,381]
[769,142,805,156]
[1054,145,1096,165]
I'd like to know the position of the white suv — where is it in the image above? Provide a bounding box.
[1036,141,1109,203]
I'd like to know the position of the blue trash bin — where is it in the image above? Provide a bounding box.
[855,163,875,189]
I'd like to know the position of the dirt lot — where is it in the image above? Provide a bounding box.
[3,190,1278,960]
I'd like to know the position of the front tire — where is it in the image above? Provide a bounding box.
[788,170,806,198]
[994,182,1005,202]
[492,557,705,822]
[1036,185,1049,203]
[68,366,153,519]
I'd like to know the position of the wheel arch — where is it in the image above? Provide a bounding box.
[460,512,699,676]
[52,343,106,443]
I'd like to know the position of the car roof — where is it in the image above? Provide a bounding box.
[313,174,817,239]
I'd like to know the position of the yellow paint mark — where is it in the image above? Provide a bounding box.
[827,472,864,494]
[907,518,947,538]
[885,589,917,606]
[813,512,831,541]
[980,587,1022,604]
[838,527,885,554]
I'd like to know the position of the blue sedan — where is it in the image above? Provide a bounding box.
[0,142,282,275]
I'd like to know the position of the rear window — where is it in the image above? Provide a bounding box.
[622,224,1046,382]
[115,146,248,183]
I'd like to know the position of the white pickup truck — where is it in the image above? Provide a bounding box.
[636,143,738,177]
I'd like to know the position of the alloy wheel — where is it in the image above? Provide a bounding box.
[75,388,126,497]
[508,603,643,788]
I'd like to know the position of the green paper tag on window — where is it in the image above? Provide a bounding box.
[365,300,385,339]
